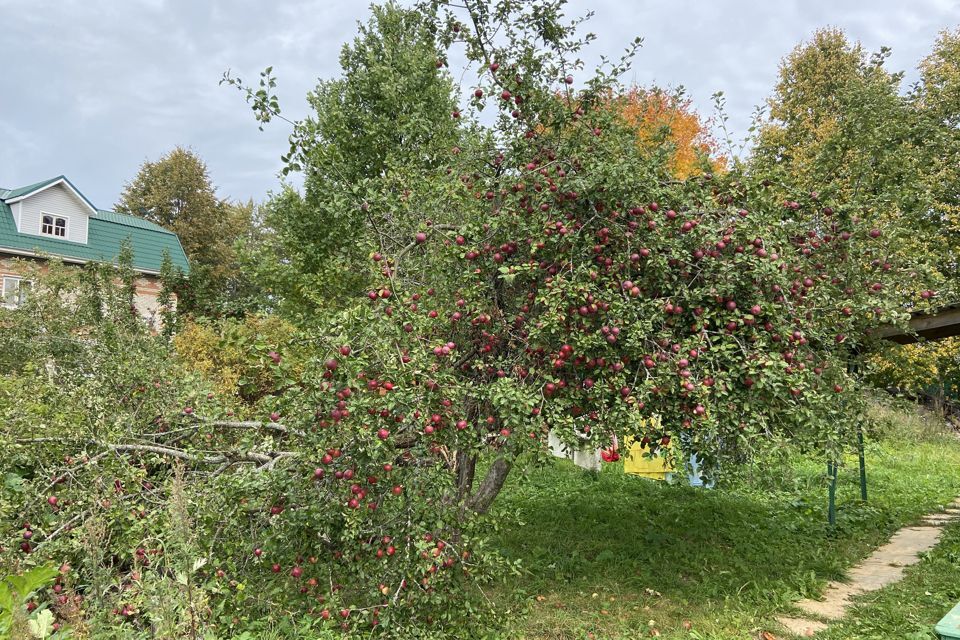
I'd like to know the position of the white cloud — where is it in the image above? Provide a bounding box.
[0,0,957,207]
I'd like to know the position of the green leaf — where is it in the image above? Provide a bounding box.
[3,473,24,492]
[4,565,58,603]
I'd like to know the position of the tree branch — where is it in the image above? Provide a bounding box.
[16,438,299,467]
[394,224,462,266]
[190,418,305,438]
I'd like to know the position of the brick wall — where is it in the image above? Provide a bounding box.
[0,252,175,331]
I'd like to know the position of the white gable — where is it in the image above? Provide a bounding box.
[12,182,92,244]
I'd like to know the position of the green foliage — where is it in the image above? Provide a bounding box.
[1,240,514,637]
[117,146,233,269]
[754,29,941,285]
[0,255,143,373]
[206,0,927,634]
[230,2,463,307]
[866,338,960,404]
[157,251,179,337]
[751,26,959,396]
[0,260,224,636]
[2,2,956,638]
[0,565,59,638]
[754,29,932,251]
[172,315,303,403]
[915,27,960,280]
[116,146,265,317]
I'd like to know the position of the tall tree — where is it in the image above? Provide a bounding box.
[226,2,463,311]
[862,28,960,405]
[754,28,959,404]
[754,29,920,215]
[915,27,960,281]
[117,147,260,316]
[752,28,942,291]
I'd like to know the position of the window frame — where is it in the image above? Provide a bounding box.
[1,276,30,308]
[40,213,69,238]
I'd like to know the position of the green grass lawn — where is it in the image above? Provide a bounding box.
[493,402,960,639]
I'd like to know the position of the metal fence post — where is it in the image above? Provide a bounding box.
[827,461,837,526]
[857,424,867,502]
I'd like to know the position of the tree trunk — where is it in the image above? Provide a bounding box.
[465,457,512,514]
[455,450,477,502]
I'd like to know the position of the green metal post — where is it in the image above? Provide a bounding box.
[857,424,867,502]
[847,357,867,503]
[827,461,837,526]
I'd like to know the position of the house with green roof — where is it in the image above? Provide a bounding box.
[0,175,189,327]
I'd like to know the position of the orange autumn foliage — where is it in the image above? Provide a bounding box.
[611,87,725,179]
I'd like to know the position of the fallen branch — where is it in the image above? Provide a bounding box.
[193,418,306,438]
[16,438,299,468]
[107,443,298,466]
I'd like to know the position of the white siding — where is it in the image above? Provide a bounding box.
[547,430,601,471]
[10,202,22,229]
[17,183,90,244]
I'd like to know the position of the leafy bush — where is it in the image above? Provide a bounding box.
[0,565,61,639]
[173,315,303,404]
[867,338,960,404]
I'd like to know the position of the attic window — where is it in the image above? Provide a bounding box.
[41,214,67,238]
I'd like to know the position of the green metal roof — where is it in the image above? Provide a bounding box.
[0,177,190,274]
[1,176,64,200]
[94,209,176,234]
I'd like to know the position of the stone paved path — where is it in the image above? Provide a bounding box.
[775,497,960,637]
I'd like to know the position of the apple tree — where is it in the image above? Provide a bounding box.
[210,0,920,629]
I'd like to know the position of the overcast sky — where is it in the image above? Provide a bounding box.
[1,0,957,209]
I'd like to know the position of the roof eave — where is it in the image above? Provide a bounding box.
[0,246,168,276]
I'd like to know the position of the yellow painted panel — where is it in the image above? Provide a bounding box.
[623,415,673,480]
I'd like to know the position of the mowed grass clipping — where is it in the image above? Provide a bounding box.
[493,402,960,639]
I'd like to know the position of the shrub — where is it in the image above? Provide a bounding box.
[867,338,960,407]
[174,315,303,405]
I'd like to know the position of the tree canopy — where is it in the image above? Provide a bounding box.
[236,2,463,310]
[117,146,262,316]
[611,86,724,179]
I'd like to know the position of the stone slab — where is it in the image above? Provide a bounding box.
[796,582,862,619]
[787,513,951,634]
